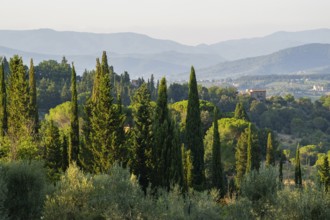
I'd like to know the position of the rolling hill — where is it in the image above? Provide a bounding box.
[198,43,330,80]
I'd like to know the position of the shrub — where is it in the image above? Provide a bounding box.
[2,161,46,220]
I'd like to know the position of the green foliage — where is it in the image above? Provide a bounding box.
[1,161,46,220]
[235,130,248,187]
[240,165,278,218]
[35,59,71,112]
[234,102,249,121]
[204,117,250,180]
[43,163,94,219]
[131,83,153,192]
[295,145,302,186]
[45,102,71,133]
[28,59,38,134]
[185,66,204,189]
[152,78,183,190]
[41,120,63,181]
[266,132,275,166]
[0,62,7,138]
[88,53,125,173]
[7,55,31,146]
[275,186,330,219]
[69,63,79,163]
[318,155,330,192]
[211,107,224,194]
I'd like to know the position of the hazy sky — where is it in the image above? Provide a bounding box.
[1,0,330,45]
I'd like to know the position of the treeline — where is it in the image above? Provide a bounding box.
[1,52,330,219]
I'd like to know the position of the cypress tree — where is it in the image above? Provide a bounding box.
[131,83,153,192]
[318,156,330,193]
[185,66,204,189]
[266,132,275,166]
[211,107,224,194]
[7,55,30,139]
[80,59,101,172]
[69,63,79,163]
[294,144,302,187]
[42,120,62,180]
[246,123,253,174]
[0,62,7,137]
[28,59,38,134]
[89,51,120,173]
[234,102,249,121]
[235,130,248,187]
[62,135,69,171]
[113,94,127,166]
[152,77,183,190]
[279,150,284,183]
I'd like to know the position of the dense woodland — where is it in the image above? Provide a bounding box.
[1,52,330,219]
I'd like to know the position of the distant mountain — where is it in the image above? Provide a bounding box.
[1,28,330,78]
[202,28,330,60]
[0,29,224,77]
[199,44,330,80]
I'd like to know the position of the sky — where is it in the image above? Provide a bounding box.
[1,0,330,45]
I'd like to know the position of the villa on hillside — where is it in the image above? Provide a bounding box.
[247,89,266,102]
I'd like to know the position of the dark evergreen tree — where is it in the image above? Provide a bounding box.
[0,61,7,137]
[266,132,275,166]
[28,59,38,134]
[152,77,183,190]
[279,150,284,183]
[185,66,204,189]
[7,55,30,139]
[70,63,79,163]
[234,102,249,121]
[89,51,122,173]
[113,94,127,166]
[61,135,69,171]
[211,107,224,194]
[131,83,153,192]
[235,130,248,187]
[41,120,62,180]
[294,144,302,187]
[246,123,253,174]
[318,156,330,193]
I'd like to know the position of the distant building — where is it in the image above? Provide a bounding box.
[312,85,324,92]
[248,89,266,101]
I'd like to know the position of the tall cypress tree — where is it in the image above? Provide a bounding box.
[266,132,275,166]
[294,144,302,187]
[246,123,253,174]
[70,63,79,163]
[80,59,101,172]
[279,150,284,183]
[131,83,153,192]
[211,107,224,194]
[185,66,204,189]
[234,102,249,121]
[319,156,330,193]
[152,77,183,190]
[28,59,38,134]
[89,51,120,173]
[42,120,62,180]
[235,130,248,187]
[7,55,30,139]
[0,62,7,137]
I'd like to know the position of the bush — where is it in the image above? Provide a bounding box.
[240,165,278,218]
[43,163,94,219]
[275,186,330,220]
[1,161,46,220]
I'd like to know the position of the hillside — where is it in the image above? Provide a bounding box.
[204,28,330,60]
[199,43,330,80]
